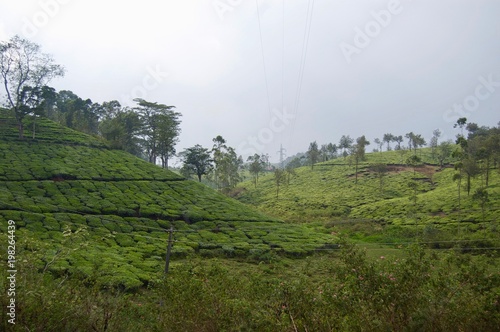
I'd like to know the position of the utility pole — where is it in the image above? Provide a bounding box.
[164,226,174,274]
[277,144,286,169]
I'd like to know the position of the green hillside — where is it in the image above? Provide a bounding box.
[237,150,500,247]
[0,110,335,288]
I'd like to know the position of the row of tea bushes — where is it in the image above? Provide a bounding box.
[0,210,337,288]
[0,109,107,146]
[0,179,272,222]
[0,141,182,181]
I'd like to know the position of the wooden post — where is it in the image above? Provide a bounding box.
[164,227,174,274]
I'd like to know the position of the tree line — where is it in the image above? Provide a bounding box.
[0,36,259,193]
[0,36,181,169]
[2,36,499,198]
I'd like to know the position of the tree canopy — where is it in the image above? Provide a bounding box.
[0,35,64,138]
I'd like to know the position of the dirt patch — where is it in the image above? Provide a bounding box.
[414,164,437,178]
[386,165,407,173]
[377,164,439,177]
[346,164,442,181]
[226,186,247,198]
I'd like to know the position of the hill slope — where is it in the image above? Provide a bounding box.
[0,110,335,288]
[237,151,500,245]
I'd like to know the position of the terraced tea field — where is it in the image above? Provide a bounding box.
[0,110,336,288]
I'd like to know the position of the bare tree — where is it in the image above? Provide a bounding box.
[0,36,64,138]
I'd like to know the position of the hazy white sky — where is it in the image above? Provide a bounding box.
[1,0,499,163]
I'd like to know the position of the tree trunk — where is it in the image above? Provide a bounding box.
[18,121,24,139]
[485,158,490,187]
[466,174,471,196]
[355,160,358,184]
[457,175,461,223]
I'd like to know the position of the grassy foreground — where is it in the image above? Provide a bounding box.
[1,240,499,331]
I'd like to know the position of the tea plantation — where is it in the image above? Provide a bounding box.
[0,110,336,288]
[1,110,499,331]
[237,150,500,248]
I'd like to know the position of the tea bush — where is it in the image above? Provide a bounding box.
[2,238,498,332]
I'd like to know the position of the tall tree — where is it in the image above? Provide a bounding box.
[212,135,227,190]
[454,117,467,138]
[180,145,213,182]
[355,135,370,161]
[274,168,286,198]
[374,138,383,152]
[452,118,483,196]
[351,135,370,183]
[472,187,489,222]
[406,132,426,155]
[405,132,415,151]
[339,135,354,158]
[134,98,180,168]
[430,129,441,159]
[393,135,403,150]
[307,141,320,169]
[320,144,329,162]
[326,142,338,159]
[22,85,57,138]
[99,108,143,156]
[383,133,394,151]
[211,136,242,191]
[372,163,388,193]
[462,157,480,196]
[247,153,267,188]
[436,140,453,169]
[285,163,296,186]
[156,112,181,169]
[0,36,64,138]
[56,90,103,134]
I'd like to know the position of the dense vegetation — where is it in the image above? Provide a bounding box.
[2,35,500,331]
[2,240,499,331]
[1,100,499,331]
[0,109,340,290]
[238,121,500,247]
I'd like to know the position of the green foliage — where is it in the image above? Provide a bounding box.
[237,149,499,239]
[0,115,340,286]
[2,242,499,331]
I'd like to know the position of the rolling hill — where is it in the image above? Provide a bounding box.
[236,149,500,247]
[0,109,335,288]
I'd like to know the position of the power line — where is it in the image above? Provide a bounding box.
[282,0,285,118]
[255,0,273,118]
[289,0,315,150]
[277,144,287,168]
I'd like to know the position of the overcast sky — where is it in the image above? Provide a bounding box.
[1,0,499,164]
